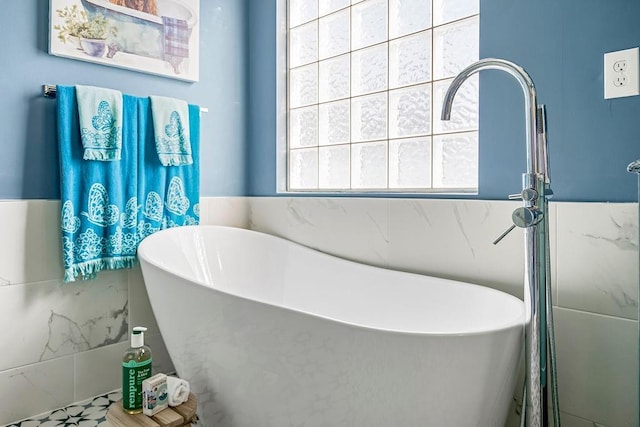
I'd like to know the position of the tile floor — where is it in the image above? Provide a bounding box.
[5,390,199,427]
[6,391,121,427]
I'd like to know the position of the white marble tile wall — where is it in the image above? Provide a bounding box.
[0,356,74,426]
[249,198,390,267]
[248,197,639,427]
[556,203,638,320]
[0,197,249,426]
[554,308,638,427]
[1,196,636,426]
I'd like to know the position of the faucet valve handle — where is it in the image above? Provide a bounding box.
[493,224,516,245]
[493,206,544,245]
[508,188,538,201]
[512,206,543,228]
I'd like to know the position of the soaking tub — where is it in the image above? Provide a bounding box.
[137,225,525,427]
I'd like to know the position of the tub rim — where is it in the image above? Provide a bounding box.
[138,225,526,338]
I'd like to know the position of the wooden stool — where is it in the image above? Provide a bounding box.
[106,392,197,427]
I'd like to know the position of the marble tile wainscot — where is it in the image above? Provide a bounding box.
[0,197,249,426]
[1,196,636,427]
[248,197,639,427]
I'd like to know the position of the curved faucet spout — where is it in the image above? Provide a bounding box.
[440,58,543,177]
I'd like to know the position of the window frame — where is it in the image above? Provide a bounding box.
[276,0,479,195]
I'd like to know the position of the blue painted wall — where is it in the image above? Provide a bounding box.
[247,0,640,202]
[247,0,277,196]
[4,1,639,201]
[0,0,247,199]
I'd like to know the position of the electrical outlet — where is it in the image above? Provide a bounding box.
[604,47,640,99]
[614,75,628,87]
[613,59,627,72]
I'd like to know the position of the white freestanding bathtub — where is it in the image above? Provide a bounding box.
[138,225,524,427]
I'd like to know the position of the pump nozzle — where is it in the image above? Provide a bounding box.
[131,326,148,348]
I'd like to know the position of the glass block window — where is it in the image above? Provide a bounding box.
[287,0,479,192]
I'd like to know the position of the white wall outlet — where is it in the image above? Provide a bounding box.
[604,47,640,99]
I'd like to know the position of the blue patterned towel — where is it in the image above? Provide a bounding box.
[57,87,199,282]
[58,86,138,282]
[137,97,200,240]
[149,95,193,166]
[76,85,123,161]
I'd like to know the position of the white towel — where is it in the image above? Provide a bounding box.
[149,95,192,166]
[75,85,123,161]
[166,376,190,407]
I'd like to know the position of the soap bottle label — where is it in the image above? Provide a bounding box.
[122,358,152,412]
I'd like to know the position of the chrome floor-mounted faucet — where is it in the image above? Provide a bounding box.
[441,58,560,427]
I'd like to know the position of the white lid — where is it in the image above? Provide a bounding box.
[131,326,147,348]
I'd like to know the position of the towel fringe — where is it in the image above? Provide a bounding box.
[157,154,194,166]
[64,256,138,283]
[83,149,121,162]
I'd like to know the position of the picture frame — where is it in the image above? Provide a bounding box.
[49,0,200,82]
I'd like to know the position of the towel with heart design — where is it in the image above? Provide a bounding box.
[76,85,123,161]
[149,95,193,166]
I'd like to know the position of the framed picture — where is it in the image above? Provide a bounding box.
[49,0,200,82]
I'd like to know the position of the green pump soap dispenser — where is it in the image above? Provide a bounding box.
[122,326,152,414]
